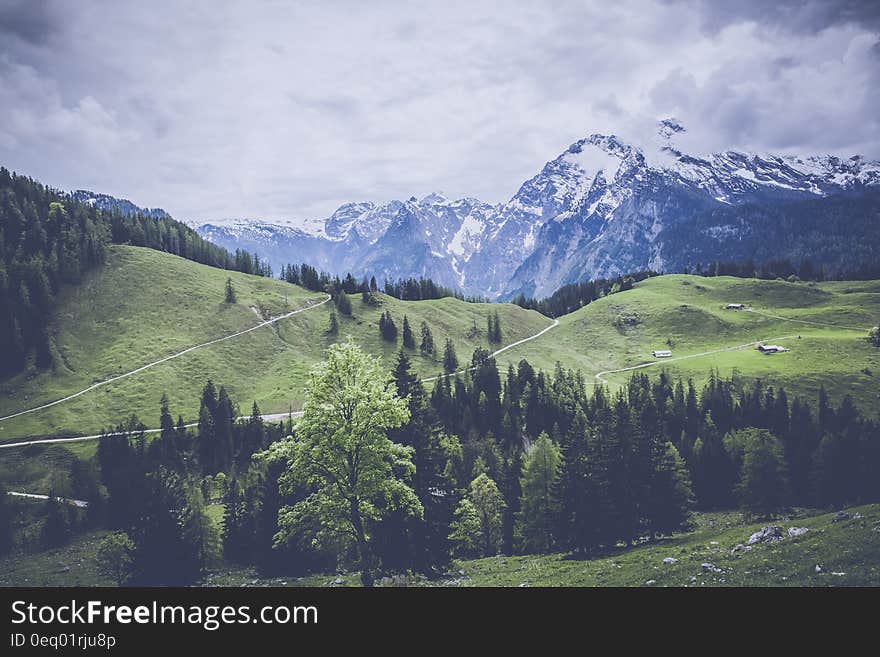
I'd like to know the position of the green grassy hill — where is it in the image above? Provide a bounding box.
[504,275,880,409]
[445,504,880,587]
[1,248,878,445]
[0,245,550,441]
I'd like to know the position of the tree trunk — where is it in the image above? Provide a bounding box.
[351,499,373,587]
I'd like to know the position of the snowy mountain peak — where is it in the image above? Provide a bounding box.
[419,191,448,205]
[658,117,686,140]
[198,120,880,300]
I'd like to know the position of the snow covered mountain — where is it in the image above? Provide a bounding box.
[197,120,880,299]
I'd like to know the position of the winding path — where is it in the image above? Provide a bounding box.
[422,319,559,383]
[592,305,873,385]
[0,314,559,449]
[745,308,872,332]
[0,412,306,450]
[2,300,867,448]
[0,294,331,425]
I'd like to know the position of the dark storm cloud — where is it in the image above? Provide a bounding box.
[0,1,877,224]
[0,0,59,46]
[681,0,880,34]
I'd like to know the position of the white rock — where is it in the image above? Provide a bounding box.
[748,526,784,544]
[663,557,678,565]
[788,527,809,537]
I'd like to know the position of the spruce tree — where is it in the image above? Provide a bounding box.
[222,479,250,563]
[645,442,694,539]
[389,350,453,570]
[517,432,561,552]
[443,338,458,374]
[731,428,789,517]
[420,321,435,355]
[224,277,236,303]
[335,292,352,316]
[487,310,502,343]
[379,310,397,342]
[327,310,339,335]
[402,315,415,349]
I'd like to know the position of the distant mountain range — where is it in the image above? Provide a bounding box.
[123,120,880,299]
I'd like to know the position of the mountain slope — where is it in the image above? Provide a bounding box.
[198,120,880,299]
[0,245,551,440]
[504,274,880,409]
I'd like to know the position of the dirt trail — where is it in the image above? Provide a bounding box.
[1,315,560,448]
[422,319,560,384]
[0,294,331,426]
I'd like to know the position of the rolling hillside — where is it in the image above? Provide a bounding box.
[0,245,550,441]
[503,275,880,409]
[1,246,878,444]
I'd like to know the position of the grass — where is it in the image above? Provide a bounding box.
[0,245,549,441]
[2,250,877,443]
[5,504,877,587]
[0,530,116,587]
[1,249,879,500]
[444,504,880,587]
[507,275,880,408]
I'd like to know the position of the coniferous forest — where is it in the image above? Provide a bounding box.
[22,341,875,586]
[0,170,271,376]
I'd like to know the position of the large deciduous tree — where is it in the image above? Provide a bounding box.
[264,339,421,586]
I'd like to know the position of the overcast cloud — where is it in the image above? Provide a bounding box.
[0,0,878,224]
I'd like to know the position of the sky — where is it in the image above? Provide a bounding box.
[1,0,878,225]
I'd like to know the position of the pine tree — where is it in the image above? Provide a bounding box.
[389,350,453,570]
[517,432,561,552]
[487,310,502,343]
[443,338,458,374]
[224,277,236,303]
[645,442,694,539]
[402,315,415,349]
[222,478,251,563]
[419,321,434,355]
[732,428,790,517]
[334,292,352,316]
[179,487,220,578]
[327,310,338,335]
[379,310,397,342]
[214,386,236,472]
